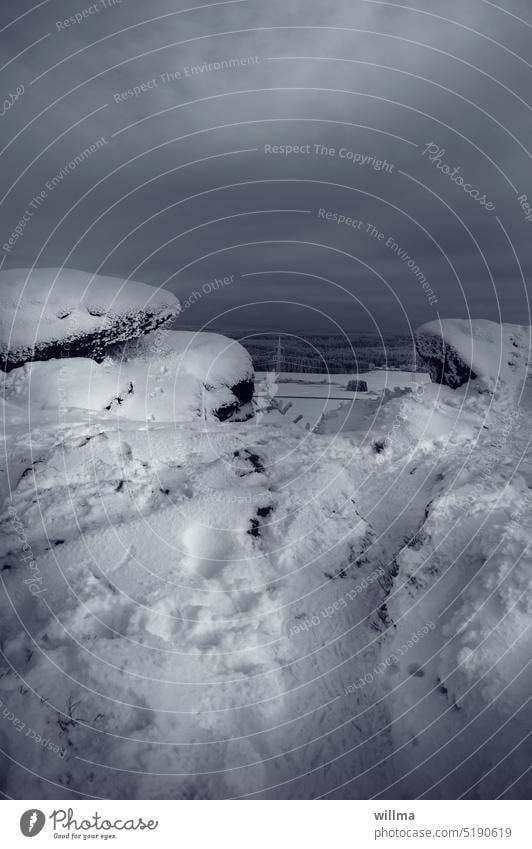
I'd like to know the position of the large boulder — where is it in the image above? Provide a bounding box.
[415,319,530,399]
[114,328,255,422]
[0,267,180,371]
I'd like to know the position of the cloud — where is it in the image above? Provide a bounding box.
[0,0,531,331]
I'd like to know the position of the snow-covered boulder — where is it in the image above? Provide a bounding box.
[0,267,180,371]
[416,319,530,398]
[112,328,254,421]
[2,330,254,423]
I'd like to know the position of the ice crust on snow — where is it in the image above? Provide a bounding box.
[0,267,180,370]
[416,318,531,398]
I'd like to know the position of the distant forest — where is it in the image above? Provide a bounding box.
[226,333,426,374]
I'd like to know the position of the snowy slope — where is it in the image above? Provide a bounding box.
[0,319,530,800]
[0,412,393,799]
[0,268,180,370]
[384,440,532,799]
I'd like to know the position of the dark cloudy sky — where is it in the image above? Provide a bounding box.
[1,0,532,334]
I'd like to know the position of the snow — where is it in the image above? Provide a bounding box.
[1,330,254,424]
[383,417,532,798]
[255,370,430,430]
[272,370,429,392]
[117,328,254,396]
[0,267,180,368]
[0,415,387,799]
[416,318,531,400]
[0,318,530,800]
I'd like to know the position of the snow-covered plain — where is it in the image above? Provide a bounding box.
[0,318,530,799]
[255,370,430,430]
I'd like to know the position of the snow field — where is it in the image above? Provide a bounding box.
[0,318,530,799]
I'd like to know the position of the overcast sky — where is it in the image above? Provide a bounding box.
[1,0,532,334]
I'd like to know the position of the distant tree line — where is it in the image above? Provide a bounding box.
[234,334,425,374]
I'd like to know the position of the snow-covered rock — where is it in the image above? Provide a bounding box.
[415,319,530,399]
[0,267,180,371]
[116,327,254,422]
[1,329,254,424]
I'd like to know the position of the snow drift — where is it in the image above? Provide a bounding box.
[0,267,180,371]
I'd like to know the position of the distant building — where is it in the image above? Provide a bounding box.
[346,379,368,392]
